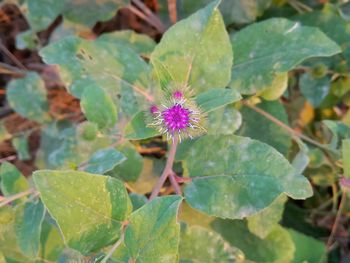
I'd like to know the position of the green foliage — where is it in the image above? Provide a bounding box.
[2,0,350,261]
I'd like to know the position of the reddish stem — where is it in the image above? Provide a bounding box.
[169,172,182,195]
[149,137,179,200]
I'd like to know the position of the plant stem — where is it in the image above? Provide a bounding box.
[149,137,179,200]
[0,188,37,207]
[243,101,339,155]
[327,189,347,249]
[169,172,182,195]
[0,41,27,71]
[101,233,125,263]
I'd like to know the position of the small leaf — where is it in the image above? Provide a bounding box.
[124,111,159,140]
[83,148,126,174]
[230,18,341,94]
[124,196,182,263]
[299,73,330,107]
[108,142,143,182]
[33,170,132,254]
[179,224,244,262]
[184,135,312,219]
[81,85,118,129]
[195,88,241,113]
[151,0,232,92]
[14,200,45,259]
[0,162,30,197]
[260,72,288,101]
[12,135,31,161]
[7,72,50,123]
[288,229,326,263]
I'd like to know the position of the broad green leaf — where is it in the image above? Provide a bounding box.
[26,0,64,32]
[151,1,232,92]
[195,88,241,113]
[212,219,295,263]
[98,30,156,55]
[0,162,30,197]
[343,139,350,179]
[230,18,341,94]
[299,73,330,107]
[14,200,45,259]
[108,142,143,182]
[294,9,350,66]
[7,72,50,123]
[179,202,214,229]
[111,242,131,262]
[207,106,242,135]
[33,170,132,254]
[81,85,118,129]
[260,72,288,101]
[12,135,31,161]
[247,194,287,238]
[124,111,159,140]
[40,36,151,116]
[238,100,291,155]
[288,229,327,263]
[124,196,182,263]
[62,0,129,27]
[83,148,126,174]
[179,225,244,262]
[184,135,312,219]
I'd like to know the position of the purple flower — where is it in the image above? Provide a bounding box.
[148,89,206,141]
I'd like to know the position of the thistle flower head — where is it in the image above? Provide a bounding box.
[147,86,206,142]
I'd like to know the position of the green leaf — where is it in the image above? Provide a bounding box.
[98,30,156,55]
[343,139,350,179]
[15,30,39,50]
[14,200,45,259]
[230,18,341,94]
[124,111,160,140]
[195,88,241,113]
[247,194,287,238]
[12,135,31,161]
[33,170,132,254]
[26,0,64,32]
[81,85,118,129]
[151,1,232,92]
[62,0,129,27]
[40,36,151,116]
[124,196,182,263]
[207,106,242,135]
[129,193,148,211]
[7,72,50,123]
[108,142,143,182]
[288,229,327,263]
[238,100,291,155]
[39,221,65,261]
[83,148,126,174]
[0,162,30,197]
[184,135,312,219]
[299,73,330,107]
[212,219,295,263]
[179,224,244,262]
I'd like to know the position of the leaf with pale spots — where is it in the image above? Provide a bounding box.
[40,36,151,117]
[229,18,341,94]
[184,135,312,219]
[83,148,126,174]
[33,170,132,254]
[179,224,244,262]
[0,162,30,198]
[151,0,232,92]
[124,196,182,263]
[7,72,50,123]
[207,106,242,135]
